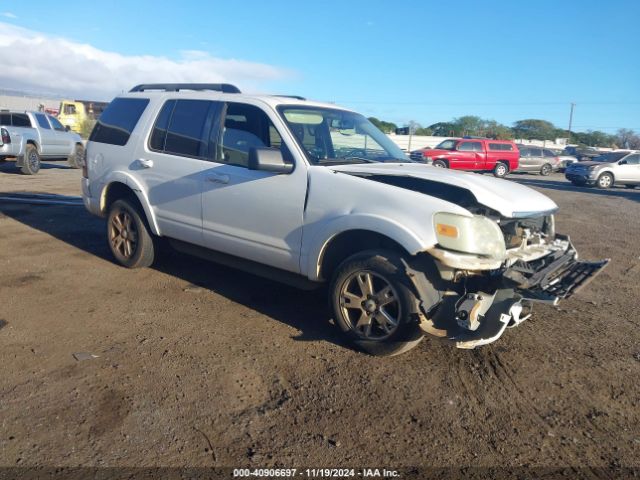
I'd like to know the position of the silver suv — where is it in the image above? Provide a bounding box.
[565,151,640,189]
[81,83,608,356]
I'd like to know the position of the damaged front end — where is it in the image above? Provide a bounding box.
[407,213,609,349]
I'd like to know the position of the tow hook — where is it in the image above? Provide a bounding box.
[454,292,496,331]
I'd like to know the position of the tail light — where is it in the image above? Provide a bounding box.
[0,128,10,145]
[554,156,560,165]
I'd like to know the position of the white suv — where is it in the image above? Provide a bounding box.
[82,84,608,356]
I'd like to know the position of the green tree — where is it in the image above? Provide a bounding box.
[368,117,397,133]
[615,128,640,149]
[512,119,557,140]
[483,120,514,140]
[452,115,484,136]
[428,122,458,137]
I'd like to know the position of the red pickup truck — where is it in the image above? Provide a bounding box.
[410,138,520,178]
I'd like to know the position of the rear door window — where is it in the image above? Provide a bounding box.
[11,113,32,127]
[488,143,513,151]
[90,97,150,146]
[149,99,218,159]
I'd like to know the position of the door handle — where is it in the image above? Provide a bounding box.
[138,158,154,169]
[206,173,230,184]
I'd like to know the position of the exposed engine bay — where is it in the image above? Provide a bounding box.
[352,172,610,349]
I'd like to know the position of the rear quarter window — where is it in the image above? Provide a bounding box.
[89,98,149,146]
[488,143,513,151]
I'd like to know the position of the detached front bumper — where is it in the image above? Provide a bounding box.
[411,236,609,349]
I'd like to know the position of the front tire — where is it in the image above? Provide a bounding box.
[596,172,613,189]
[329,250,424,356]
[67,143,84,169]
[107,199,155,268]
[21,144,41,175]
[432,159,447,168]
[493,162,509,178]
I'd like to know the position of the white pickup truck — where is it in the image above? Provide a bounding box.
[0,110,85,174]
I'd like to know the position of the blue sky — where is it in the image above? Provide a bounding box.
[1,0,639,132]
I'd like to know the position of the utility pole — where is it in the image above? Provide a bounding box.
[568,102,575,133]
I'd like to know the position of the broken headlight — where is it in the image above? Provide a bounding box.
[434,212,506,260]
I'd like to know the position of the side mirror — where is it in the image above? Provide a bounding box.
[248,147,293,174]
[65,125,71,132]
[619,160,628,165]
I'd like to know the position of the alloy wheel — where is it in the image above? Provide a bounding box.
[598,174,612,188]
[338,270,401,340]
[109,210,138,259]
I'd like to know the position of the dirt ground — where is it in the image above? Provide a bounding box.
[1,160,639,476]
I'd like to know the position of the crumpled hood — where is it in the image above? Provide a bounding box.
[330,163,558,218]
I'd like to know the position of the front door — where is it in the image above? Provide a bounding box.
[32,113,58,154]
[201,102,306,273]
[46,115,72,156]
[616,153,640,183]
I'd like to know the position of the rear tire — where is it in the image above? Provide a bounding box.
[106,199,155,268]
[432,159,447,168]
[20,144,41,175]
[540,163,552,176]
[329,250,424,356]
[67,143,84,169]
[493,162,509,178]
[596,172,613,189]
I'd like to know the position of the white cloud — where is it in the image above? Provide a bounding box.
[1,12,17,19]
[0,22,294,99]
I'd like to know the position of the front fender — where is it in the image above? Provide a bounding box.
[99,171,161,235]
[303,214,437,281]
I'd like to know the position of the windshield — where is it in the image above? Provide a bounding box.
[434,139,457,150]
[277,106,408,165]
[593,152,628,162]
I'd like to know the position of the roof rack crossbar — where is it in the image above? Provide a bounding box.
[129,83,241,94]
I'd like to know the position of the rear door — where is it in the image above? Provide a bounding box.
[6,113,34,153]
[136,98,222,245]
[526,147,543,171]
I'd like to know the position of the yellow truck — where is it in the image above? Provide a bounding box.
[57,100,108,135]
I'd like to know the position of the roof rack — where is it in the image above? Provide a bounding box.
[129,83,241,93]
[273,95,306,101]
